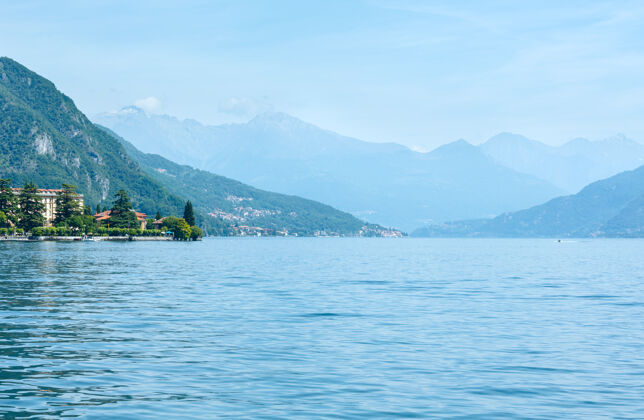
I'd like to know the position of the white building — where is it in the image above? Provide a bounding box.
[12,188,84,227]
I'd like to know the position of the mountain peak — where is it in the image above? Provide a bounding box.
[563,137,591,148]
[564,134,641,148]
[430,139,477,155]
[250,111,293,122]
[0,56,23,70]
[246,112,336,138]
[483,132,539,147]
[248,111,310,129]
[0,56,58,93]
[118,105,146,115]
[603,133,639,146]
[93,106,147,122]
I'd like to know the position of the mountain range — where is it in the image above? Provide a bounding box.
[6,55,642,238]
[481,132,644,192]
[412,164,644,238]
[0,57,395,237]
[100,126,385,236]
[95,109,573,231]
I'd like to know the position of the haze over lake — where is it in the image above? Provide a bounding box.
[2,238,643,418]
[2,2,644,418]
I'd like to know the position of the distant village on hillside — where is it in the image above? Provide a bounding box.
[1,181,402,239]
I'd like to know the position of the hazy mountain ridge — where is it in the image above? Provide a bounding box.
[412,165,644,237]
[0,57,394,236]
[600,192,644,237]
[100,126,388,236]
[480,132,644,192]
[95,109,565,231]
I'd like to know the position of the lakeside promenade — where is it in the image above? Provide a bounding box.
[0,236,175,242]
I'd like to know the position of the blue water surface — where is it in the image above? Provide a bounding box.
[0,238,643,419]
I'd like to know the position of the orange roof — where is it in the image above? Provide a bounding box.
[94,210,147,221]
[12,187,65,193]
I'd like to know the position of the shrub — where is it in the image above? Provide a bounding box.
[190,226,203,240]
[141,229,163,237]
[0,227,22,236]
[108,228,126,237]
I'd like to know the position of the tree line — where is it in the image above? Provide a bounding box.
[1,179,50,232]
[0,179,202,240]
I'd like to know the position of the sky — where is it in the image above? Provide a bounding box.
[1,0,644,149]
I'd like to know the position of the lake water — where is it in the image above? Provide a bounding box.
[1,238,643,419]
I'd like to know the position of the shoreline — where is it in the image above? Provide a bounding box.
[0,236,175,242]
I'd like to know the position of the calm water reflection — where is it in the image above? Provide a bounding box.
[1,239,643,418]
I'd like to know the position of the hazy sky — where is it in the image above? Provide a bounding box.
[1,0,644,149]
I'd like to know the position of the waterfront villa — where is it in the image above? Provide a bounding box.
[94,210,148,230]
[152,217,166,230]
[12,188,84,227]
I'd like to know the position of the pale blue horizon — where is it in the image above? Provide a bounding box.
[1,0,643,149]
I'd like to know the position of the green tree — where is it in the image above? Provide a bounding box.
[174,218,192,240]
[109,190,139,228]
[96,203,101,215]
[161,216,179,229]
[0,179,18,225]
[183,201,195,226]
[18,181,45,232]
[162,216,192,240]
[155,211,162,220]
[83,205,92,216]
[67,215,85,231]
[190,226,203,240]
[81,215,97,234]
[0,211,7,228]
[54,184,82,225]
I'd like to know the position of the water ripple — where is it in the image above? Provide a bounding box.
[1,238,643,418]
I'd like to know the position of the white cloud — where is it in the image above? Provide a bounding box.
[409,145,428,153]
[133,96,163,113]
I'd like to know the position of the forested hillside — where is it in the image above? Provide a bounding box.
[0,57,184,216]
[0,57,396,236]
[104,126,390,236]
[413,165,644,237]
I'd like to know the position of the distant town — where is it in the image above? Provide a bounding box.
[0,180,402,240]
